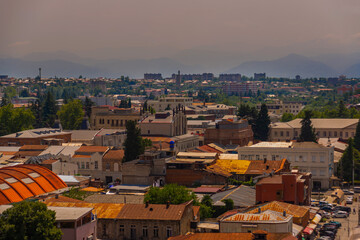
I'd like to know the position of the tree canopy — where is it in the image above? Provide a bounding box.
[299,110,317,142]
[354,119,360,151]
[144,184,197,205]
[0,201,62,240]
[124,120,144,162]
[253,103,270,141]
[57,99,84,130]
[0,104,35,136]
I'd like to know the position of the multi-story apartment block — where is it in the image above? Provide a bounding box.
[219,74,241,82]
[140,108,187,137]
[222,82,258,95]
[148,97,193,112]
[257,100,304,115]
[144,73,163,80]
[270,118,358,141]
[238,141,334,189]
[90,106,141,130]
[254,73,266,80]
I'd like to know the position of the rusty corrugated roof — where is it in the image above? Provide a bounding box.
[45,201,125,219]
[169,233,296,240]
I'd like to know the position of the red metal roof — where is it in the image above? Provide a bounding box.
[0,165,67,205]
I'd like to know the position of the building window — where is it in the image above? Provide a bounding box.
[302,156,306,162]
[256,155,260,160]
[103,224,106,236]
[153,226,159,237]
[119,225,124,236]
[280,131,284,137]
[166,227,172,238]
[340,132,343,137]
[143,226,148,237]
[121,120,123,126]
[295,131,298,137]
[312,156,316,162]
[272,155,276,160]
[323,131,326,137]
[312,170,317,176]
[106,163,110,170]
[130,225,136,239]
[286,131,289,137]
[320,156,325,163]
[334,131,337,137]
[95,161,98,169]
[86,162,89,169]
[81,162,85,169]
[274,131,278,136]
[320,169,325,176]
[108,120,110,124]
[346,132,348,138]
[263,155,267,161]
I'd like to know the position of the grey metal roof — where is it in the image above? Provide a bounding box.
[211,185,256,207]
[67,130,101,141]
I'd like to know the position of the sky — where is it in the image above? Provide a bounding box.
[1,0,360,63]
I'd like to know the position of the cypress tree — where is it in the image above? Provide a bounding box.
[299,110,317,142]
[254,103,270,141]
[340,138,354,182]
[124,120,144,162]
[354,119,360,151]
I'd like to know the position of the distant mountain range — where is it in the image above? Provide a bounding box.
[2,51,360,78]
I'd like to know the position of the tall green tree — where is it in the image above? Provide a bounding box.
[281,112,295,122]
[30,99,43,128]
[299,110,317,142]
[354,119,360,151]
[1,92,10,107]
[337,100,350,118]
[0,105,35,136]
[84,97,94,118]
[340,138,355,182]
[144,184,197,205]
[253,103,270,141]
[237,103,258,126]
[42,91,57,127]
[57,99,84,130]
[124,120,144,162]
[0,201,62,240]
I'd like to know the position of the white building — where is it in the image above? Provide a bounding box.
[238,141,334,189]
[148,97,193,112]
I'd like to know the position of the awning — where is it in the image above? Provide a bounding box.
[303,227,314,235]
[292,224,304,237]
[311,214,322,224]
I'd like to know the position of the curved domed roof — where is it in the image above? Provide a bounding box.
[0,164,67,205]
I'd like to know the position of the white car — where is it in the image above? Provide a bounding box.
[333,211,348,218]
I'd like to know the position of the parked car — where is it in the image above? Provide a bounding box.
[320,230,335,238]
[347,199,353,204]
[345,190,355,195]
[321,225,337,233]
[334,206,351,213]
[320,206,333,212]
[323,223,339,229]
[333,211,348,218]
[318,236,332,240]
[328,221,342,227]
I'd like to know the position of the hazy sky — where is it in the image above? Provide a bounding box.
[1,0,360,61]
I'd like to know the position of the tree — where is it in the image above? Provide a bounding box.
[339,138,355,182]
[42,91,57,127]
[124,120,144,162]
[237,104,258,126]
[57,99,84,130]
[30,99,43,128]
[144,184,197,205]
[0,105,35,136]
[337,100,350,118]
[281,112,295,122]
[222,198,234,211]
[354,119,360,151]
[1,92,10,107]
[0,201,62,240]
[299,110,317,142]
[19,89,30,97]
[200,195,214,219]
[84,97,94,118]
[253,103,270,141]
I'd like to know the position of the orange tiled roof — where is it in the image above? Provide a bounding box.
[19,145,48,151]
[103,150,124,160]
[75,146,109,153]
[0,165,67,205]
[72,155,91,158]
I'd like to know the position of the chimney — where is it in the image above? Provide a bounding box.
[263,158,266,164]
[166,201,170,209]
[55,194,59,199]
[258,208,261,213]
[145,201,149,208]
[283,210,286,217]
